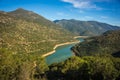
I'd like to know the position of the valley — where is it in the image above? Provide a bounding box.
[0,8,120,80]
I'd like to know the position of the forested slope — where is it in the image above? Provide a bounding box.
[71,30,120,56]
[0,9,75,55]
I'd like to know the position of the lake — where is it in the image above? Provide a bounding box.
[46,38,84,65]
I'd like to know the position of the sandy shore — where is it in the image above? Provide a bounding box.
[74,36,89,39]
[42,50,56,57]
[42,40,80,57]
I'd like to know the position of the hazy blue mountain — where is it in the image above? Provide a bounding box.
[54,19,120,36]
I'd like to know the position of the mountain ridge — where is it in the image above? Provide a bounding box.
[54,19,120,36]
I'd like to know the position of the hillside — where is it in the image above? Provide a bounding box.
[54,19,120,36]
[8,8,58,27]
[71,30,120,57]
[0,9,75,55]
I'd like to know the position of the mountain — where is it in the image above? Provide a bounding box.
[8,8,60,27]
[0,8,75,55]
[54,19,120,36]
[71,30,120,57]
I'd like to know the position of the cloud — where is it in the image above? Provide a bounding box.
[61,0,108,9]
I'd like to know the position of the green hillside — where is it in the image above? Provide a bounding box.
[71,30,120,57]
[0,9,75,55]
[54,19,120,36]
[8,8,59,27]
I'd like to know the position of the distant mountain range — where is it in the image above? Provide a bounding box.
[54,19,120,36]
[0,8,75,54]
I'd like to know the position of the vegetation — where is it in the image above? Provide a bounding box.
[0,9,75,55]
[47,56,120,80]
[54,19,120,36]
[1,49,120,80]
[0,48,49,80]
[71,30,120,57]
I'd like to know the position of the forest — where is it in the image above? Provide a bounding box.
[0,48,120,80]
[0,30,120,80]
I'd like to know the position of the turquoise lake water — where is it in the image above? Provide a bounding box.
[46,38,84,65]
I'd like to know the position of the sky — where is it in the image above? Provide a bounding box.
[0,0,120,26]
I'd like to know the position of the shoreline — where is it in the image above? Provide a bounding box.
[42,40,80,57]
[74,36,89,39]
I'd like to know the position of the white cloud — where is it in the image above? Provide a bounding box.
[61,0,108,9]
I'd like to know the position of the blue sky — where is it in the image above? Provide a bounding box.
[0,0,120,26]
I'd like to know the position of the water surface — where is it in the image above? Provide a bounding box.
[46,38,84,65]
